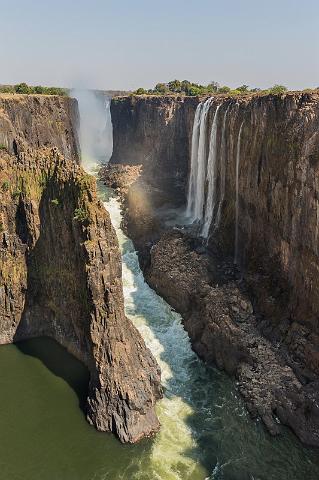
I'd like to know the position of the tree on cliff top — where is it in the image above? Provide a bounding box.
[269,84,288,94]
[132,80,293,97]
[0,83,68,96]
[14,83,30,94]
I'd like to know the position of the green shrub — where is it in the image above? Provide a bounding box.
[14,83,30,94]
[51,198,60,206]
[187,86,202,96]
[218,86,231,93]
[12,188,22,199]
[134,88,147,95]
[167,80,182,93]
[1,181,10,191]
[1,83,68,96]
[154,83,168,94]
[74,207,88,223]
[131,80,293,97]
[34,85,46,94]
[236,84,249,93]
[207,81,220,93]
[269,84,288,95]
[0,144,7,151]
[0,85,15,94]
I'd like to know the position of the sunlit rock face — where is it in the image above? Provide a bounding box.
[109,92,319,446]
[0,94,162,443]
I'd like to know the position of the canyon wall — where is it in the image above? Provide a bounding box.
[111,92,319,357]
[0,94,162,443]
[0,94,79,161]
[109,92,319,445]
[111,95,197,205]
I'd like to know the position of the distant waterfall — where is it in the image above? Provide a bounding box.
[186,97,213,222]
[234,122,244,264]
[71,89,113,170]
[187,99,235,239]
[201,105,221,237]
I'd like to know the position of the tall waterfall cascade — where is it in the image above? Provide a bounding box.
[186,99,242,256]
[186,98,229,238]
[201,104,221,237]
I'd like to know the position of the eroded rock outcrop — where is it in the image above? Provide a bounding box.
[0,94,162,443]
[108,92,319,446]
[146,231,319,446]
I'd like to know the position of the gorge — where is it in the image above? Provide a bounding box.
[1,90,319,479]
[0,93,162,445]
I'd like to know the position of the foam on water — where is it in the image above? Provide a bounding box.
[102,190,207,479]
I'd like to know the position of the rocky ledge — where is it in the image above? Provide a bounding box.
[146,230,319,446]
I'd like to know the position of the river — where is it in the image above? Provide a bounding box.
[1,89,319,479]
[1,178,319,480]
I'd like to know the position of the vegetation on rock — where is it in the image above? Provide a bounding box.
[73,207,89,223]
[132,79,316,97]
[0,83,68,96]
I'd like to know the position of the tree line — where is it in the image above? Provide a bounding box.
[0,83,68,96]
[133,80,295,96]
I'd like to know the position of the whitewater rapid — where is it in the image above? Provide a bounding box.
[100,185,208,479]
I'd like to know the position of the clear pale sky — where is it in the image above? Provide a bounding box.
[0,0,318,91]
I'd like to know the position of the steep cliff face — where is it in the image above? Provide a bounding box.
[111,92,319,361]
[202,93,319,372]
[109,92,319,445]
[111,95,197,204]
[0,94,162,443]
[0,94,79,161]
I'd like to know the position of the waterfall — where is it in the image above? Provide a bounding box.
[186,97,213,222]
[194,98,213,221]
[187,99,232,239]
[214,103,231,230]
[186,103,202,218]
[234,122,244,264]
[201,105,221,238]
[71,89,113,170]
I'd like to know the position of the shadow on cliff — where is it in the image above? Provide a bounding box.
[15,337,89,412]
[13,176,91,416]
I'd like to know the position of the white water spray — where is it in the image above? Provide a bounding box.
[186,98,213,223]
[72,89,113,170]
[186,103,202,218]
[234,122,244,264]
[201,105,221,238]
[194,98,213,221]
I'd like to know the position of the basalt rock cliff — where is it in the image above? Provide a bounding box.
[0,94,162,443]
[108,92,319,446]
